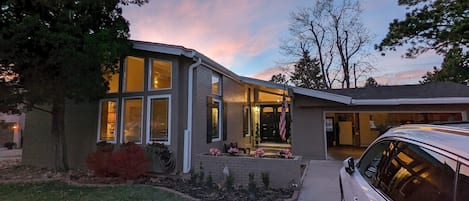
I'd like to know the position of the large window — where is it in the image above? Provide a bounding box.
[98,99,118,142]
[147,95,171,144]
[104,69,119,93]
[124,56,144,92]
[150,59,171,90]
[122,97,143,143]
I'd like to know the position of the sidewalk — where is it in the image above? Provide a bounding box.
[298,160,342,201]
[0,148,22,161]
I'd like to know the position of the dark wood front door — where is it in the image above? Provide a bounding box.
[260,105,290,143]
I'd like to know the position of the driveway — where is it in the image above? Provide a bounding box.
[298,160,342,201]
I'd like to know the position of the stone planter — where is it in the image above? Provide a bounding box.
[193,154,303,188]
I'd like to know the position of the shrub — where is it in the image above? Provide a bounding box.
[96,141,114,152]
[198,162,205,185]
[261,172,270,190]
[109,142,148,180]
[225,173,235,190]
[86,150,113,177]
[248,172,256,193]
[3,142,16,149]
[206,171,214,189]
[189,167,198,185]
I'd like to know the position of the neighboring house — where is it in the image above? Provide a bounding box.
[21,41,469,173]
[0,113,24,148]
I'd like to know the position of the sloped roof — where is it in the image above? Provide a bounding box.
[323,82,469,99]
[322,82,469,105]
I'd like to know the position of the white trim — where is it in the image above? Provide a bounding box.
[120,96,144,144]
[122,56,145,93]
[211,98,223,142]
[147,58,173,91]
[351,97,469,105]
[96,98,118,144]
[146,94,171,145]
[132,41,195,58]
[292,87,352,104]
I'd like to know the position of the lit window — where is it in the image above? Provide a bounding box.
[150,59,171,90]
[124,56,144,92]
[147,96,170,144]
[98,100,117,142]
[122,98,143,143]
[211,73,221,95]
[211,99,222,140]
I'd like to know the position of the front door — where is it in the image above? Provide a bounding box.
[260,105,290,143]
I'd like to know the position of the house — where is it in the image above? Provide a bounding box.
[21,41,469,173]
[0,113,24,148]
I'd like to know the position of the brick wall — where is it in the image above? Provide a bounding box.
[193,154,302,188]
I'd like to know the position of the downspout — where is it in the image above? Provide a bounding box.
[183,56,202,173]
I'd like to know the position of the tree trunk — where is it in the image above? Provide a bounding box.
[51,94,68,170]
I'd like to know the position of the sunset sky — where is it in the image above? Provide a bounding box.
[122,0,443,86]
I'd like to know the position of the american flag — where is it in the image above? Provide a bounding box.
[279,92,287,141]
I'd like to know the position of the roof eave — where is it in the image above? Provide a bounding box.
[352,97,469,105]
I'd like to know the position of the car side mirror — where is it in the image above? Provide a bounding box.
[343,157,355,174]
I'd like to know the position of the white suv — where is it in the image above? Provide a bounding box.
[339,124,469,201]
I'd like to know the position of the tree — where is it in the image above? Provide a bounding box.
[364,77,378,87]
[420,47,469,84]
[0,0,147,170]
[269,73,288,85]
[289,50,325,89]
[282,0,372,88]
[377,0,468,59]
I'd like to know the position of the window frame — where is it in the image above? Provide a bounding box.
[123,56,145,92]
[96,98,119,143]
[146,94,172,145]
[120,96,144,144]
[148,58,172,91]
[211,98,222,142]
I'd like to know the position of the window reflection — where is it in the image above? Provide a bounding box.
[150,59,171,90]
[124,56,144,92]
[212,73,221,95]
[122,98,142,143]
[149,97,169,142]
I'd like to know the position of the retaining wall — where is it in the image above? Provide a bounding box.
[193,154,303,188]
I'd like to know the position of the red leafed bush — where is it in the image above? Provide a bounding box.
[110,142,149,179]
[86,150,113,177]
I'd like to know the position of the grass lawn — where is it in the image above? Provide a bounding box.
[0,182,188,201]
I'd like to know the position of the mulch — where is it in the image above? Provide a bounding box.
[0,159,298,201]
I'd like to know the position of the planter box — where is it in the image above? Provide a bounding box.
[193,154,303,188]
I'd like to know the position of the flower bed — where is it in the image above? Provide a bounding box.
[193,153,303,188]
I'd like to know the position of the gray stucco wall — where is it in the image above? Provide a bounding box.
[291,106,326,160]
[191,64,245,168]
[22,101,99,169]
[23,108,54,168]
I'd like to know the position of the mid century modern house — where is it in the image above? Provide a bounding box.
[0,113,24,148]
[21,41,469,173]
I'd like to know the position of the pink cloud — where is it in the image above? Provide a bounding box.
[122,0,290,68]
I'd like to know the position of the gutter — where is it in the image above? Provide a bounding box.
[183,54,201,173]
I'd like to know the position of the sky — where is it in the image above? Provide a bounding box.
[122,0,443,86]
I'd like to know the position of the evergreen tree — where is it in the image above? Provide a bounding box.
[289,50,325,89]
[420,48,469,84]
[0,0,147,170]
[364,77,378,87]
[269,73,288,85]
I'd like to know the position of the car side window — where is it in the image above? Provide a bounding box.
[456,164,469,201]
[358,140,393,182]
[373,141,456,201]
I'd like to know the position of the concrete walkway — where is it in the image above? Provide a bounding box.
[0,148,22,161]
[298,160,343,201]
